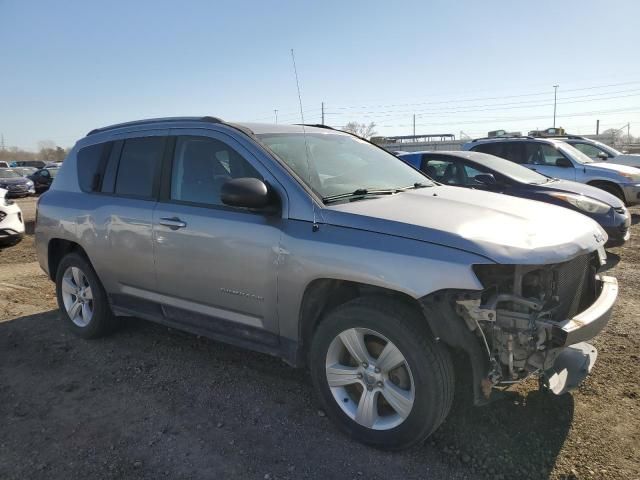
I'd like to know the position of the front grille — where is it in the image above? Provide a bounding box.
[553,253,594,320]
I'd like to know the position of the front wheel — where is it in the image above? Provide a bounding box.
[309,297,454,450]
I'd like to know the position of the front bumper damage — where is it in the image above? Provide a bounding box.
[421,255,618,405]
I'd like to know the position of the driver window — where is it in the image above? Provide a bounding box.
[525,144,566,166]
[171,136,261,207]
[573,143,607,159]
[462,163,489,186]
[423,158,461,185]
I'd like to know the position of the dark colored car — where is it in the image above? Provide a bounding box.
[28,167,59,193]
[0,168,35,197]
[398,150,630,247]
[13,160,46,169]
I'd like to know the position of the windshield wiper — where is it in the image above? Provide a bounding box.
[398,182,432,190]
[322,188,398,204]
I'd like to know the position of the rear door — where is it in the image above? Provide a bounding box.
[79,132,167,300]
[152,129,283,337]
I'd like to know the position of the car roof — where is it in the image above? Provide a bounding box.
[469,136,566,146]
[85,116,345,138]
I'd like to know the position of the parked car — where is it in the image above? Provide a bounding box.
[398,150,630,247]
[0,168,36,197]
[0,188,25,246]
[0,161,10,168]
[13,160,46,169]
[463,136,640,205]
[36,117,618,449]
[44,161,63,169]
[12,166,38,177]
[549,135,640,168]
[28,167,58,193]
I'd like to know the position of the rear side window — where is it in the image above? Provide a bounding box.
[77,143,108,192]
[114,137,165,198]
[499,142,526,164]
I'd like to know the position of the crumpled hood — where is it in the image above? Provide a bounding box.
[322,186,606,264]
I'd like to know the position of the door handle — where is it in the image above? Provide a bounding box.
[159,217,187,230]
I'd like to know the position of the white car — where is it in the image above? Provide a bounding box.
[559,136,640,168]
[0,188,25,246]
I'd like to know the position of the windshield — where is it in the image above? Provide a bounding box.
[257,132,433,199]
[47,168,59,177]
[558,143,595,164]
[468,153,551,184]
[0,169,20,178]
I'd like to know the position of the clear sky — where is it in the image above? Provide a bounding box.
[1,0,639,150]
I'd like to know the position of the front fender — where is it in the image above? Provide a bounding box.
[277,221,491,341]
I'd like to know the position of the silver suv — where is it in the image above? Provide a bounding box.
[36,117,618,449]
[463,136,640,205]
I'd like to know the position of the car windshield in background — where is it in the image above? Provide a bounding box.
[257,132,433,199]
[559,143,594,164]
[47,168,59,177]
[470,153,551,184]
[0,169,20,178]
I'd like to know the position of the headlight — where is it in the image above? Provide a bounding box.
[548,192,611,214]
[619,172,640,182]
[26,180,34,186]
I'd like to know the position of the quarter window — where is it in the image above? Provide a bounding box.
[77,143,108,192]
[114,137,165,198]
[170,136,261,207]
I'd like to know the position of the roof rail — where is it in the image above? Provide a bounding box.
[471,135,535,142]
[295,123,336,131]
[86,116,224,136]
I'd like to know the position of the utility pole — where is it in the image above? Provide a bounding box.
[274,109,278,124]
[628,123,631,144]
[596,119,600,135]
[553,85,559,128]
[413,114,416,137]
[321,102,325,125]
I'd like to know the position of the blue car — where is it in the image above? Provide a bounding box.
[398,150,630,247]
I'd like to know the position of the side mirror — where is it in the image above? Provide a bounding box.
[597,152,609,160]
[221,178,272,209]
[474,173,497,185]
[555,157,573,168]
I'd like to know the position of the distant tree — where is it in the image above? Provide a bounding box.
[38,141,68,162]
[342,121,378,139]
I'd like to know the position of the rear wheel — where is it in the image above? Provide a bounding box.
[55,252,118,338]
[309,297,454,450]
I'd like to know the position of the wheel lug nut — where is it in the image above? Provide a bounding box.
[374,367,380,373]
[377,381,383,388]
[357,373,363,379]
[362,362,368,368]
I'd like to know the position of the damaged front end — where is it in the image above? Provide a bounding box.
[421,250,618,404]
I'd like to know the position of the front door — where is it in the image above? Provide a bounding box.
[523,143,576,181]
[152,130,282,337]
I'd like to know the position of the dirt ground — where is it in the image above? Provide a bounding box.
[0,197,638,480]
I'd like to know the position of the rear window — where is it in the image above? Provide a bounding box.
[114,137,165,198]
[77,143,106,192]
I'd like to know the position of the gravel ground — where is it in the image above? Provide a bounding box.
[0,197,638,479]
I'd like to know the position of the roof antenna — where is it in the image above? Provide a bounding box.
[291,48,319,232]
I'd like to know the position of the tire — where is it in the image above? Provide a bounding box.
[309,296,454,450]
[591,181,625,203]
[55,252,118,338]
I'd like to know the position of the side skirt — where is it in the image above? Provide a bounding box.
[110,294,300,366]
